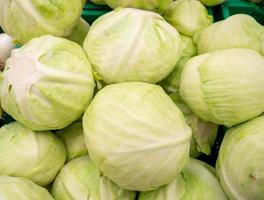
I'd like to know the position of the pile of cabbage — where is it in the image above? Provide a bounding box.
[0,0,263,199]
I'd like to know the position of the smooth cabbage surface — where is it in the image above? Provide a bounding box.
[0,176,54,200]
[180,48,264,127]
[1,35,95,131]
[0,0,82,44]
[0,122,66,186]
[66,18,90,46]
[104,0,172,12]
[84,8,182,84]
[56,121,88,161]
[164,0,212,36]
[217,115,264,200]
[51,156,136,200]
[199,0,226,6]
[139,158,227,200]
[194,14,264,55]
[83,82,191,191]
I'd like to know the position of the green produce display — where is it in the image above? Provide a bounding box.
[0,176,54,200]
[1,35,95,131]
[0,122,66,186]
[51,156,136,200]
[83,82,191,191]
[0,0,263,198]
[0,0,83,44]
[180,48,264,127]
[139,158,227,200]
[217,115,264,200]
[84,8,182,84]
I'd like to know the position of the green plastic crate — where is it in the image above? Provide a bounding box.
[221,0,264,24]
[82,2,111,24]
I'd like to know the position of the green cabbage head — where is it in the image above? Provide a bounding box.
[83,82,191,191]
[0,176,54,200]
[66,18,90,46]
[194,14,264,55]
[0,0,83,44]
[199,0,226,6]
[1,35,95,131]
[139,158,227,200]
[92,0,106,5]
[84,8,182,84]
[103,0,172,13]
[170,93,218,157]
[180,48,264,127]
[56,121,88,161]
[164,0,212,37]
[0,122,66,186]
[159,35,197,94]
[51,156,136,200]
[217,115,264,200]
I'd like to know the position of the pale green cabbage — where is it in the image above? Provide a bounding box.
[56,121,88,161]
[217,115,264,200]
[0,122,66,186]
[180,48,264,127]
[199,0,226,6]
[1,35,95,131]
[139,158,227,200]
[83,8,182,84]
[194,14,264,55]
[92,0,106,5]
[164,0,212,37]
[66,18,90,46]
[159,35,197,93]
[0,0,83,44]
[83,82,191,191]
[104,0,172,12]
[51,156,136,200]
[0,33,15,67]
[0,176,54,200]
[170,93,218,157]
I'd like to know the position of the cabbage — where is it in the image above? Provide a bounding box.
[0,0,83,44]
[0,33,15,68]
[194,14,264,55]
[56,121,88,161]
[159,35,197,93]
[0,122,66,186]
[51,156,136,200]
[1,35,95,131]
[83,8,182,84]
[92,0,106,5]
[217,115,264,200]
[66,18,90,46]
[0,176,54,200]
[164,0,212,37]
[103,0,172,12]
[83,82,191,191]
[199,0,226,6]
[170,93,218,157]
[180,48,264,127]
[139,158,227,200]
